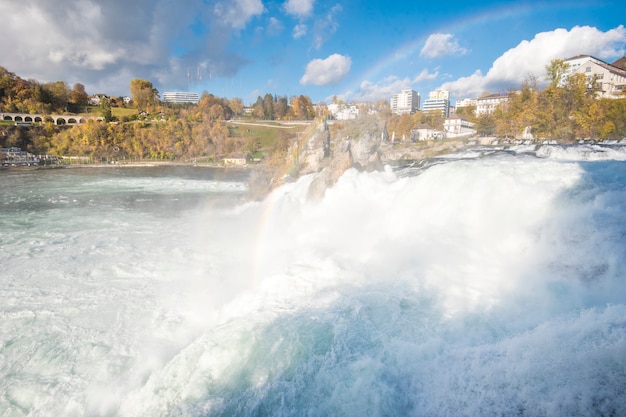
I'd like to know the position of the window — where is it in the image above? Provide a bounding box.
[585,66,591,72]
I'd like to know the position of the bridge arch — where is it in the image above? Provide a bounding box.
[1,112,105,125]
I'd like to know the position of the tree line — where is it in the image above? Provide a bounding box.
[386,59,626,141]
[0,67,316,161]
[250,93,316,120]
[0,66,90,114]
[1,95,294,161]
[468,62,626,140]
[4,58,626,164]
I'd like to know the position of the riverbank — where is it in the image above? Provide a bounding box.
[0,159,258,173]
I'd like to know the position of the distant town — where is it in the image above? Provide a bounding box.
[1,53,625,169]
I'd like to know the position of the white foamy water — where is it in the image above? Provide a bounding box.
[1,151,625,417]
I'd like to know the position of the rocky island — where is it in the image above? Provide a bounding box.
[251,114,470,200]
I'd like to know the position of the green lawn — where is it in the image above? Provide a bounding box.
[77,105,138,119]
[112,107,138,119]
[228,121,309,148]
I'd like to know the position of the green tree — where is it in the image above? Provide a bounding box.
[263,93,274,120]
[100,97,112,122]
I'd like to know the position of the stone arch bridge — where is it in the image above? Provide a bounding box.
[1,112,104,125]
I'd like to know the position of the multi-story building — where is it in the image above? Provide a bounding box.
[444,115,475,137]
[476,93,508,115]
[421,89,450,117]
[428,89,450,101]
[162,91,200,104]
[563,55,626,98]
[455,98,477,109]
[390,89,420,114]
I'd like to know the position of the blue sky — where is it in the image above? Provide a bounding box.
[1,0,624,105]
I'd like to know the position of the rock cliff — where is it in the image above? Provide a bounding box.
[249,114,468,200]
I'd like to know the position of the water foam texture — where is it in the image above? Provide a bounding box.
[1,156,625,416]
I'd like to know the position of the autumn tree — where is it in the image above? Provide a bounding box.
[252,96,265,119]
[455,105,477,122]
[419,110,444,131]
[274,96,289,119]
[43,81,70,112]
[229,97,244,116]
[475,113,496,136]
[386,113,418,141]
[291,95,314,120]
[130,79,158,111]
[0,67,18,107]
[70,83,89,106]
[545,59,570,89]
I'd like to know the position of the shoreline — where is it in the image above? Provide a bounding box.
[3,139,624,174]
[1,160,258,172]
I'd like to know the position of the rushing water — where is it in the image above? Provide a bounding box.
[1,146,626,417]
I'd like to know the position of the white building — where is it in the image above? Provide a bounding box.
[421,89,450,117]
[455,98,477,109]
[476,93,508,115]
[563,55,626,98]
[89,94,108,105]
[223,152,250,166]
[327,103,360,120]
[444,115,475,138]
[411,124,443,141]
[162,91,200,104]
[390,89,420,114]
[422,99,450,117]
[429,89,449,100]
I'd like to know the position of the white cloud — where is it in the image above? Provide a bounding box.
[413,68,439,83]
[353,76,413,102]
[293,23,308,39]
[300,54,352,86]
[267,17,284,36]
[0,0,264,96]
[284,0,315,17]
[214,0,264,30]
[312,4,342,49]
[345,68,439,102]
[420,33,468,59]
[441,25,626,98]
